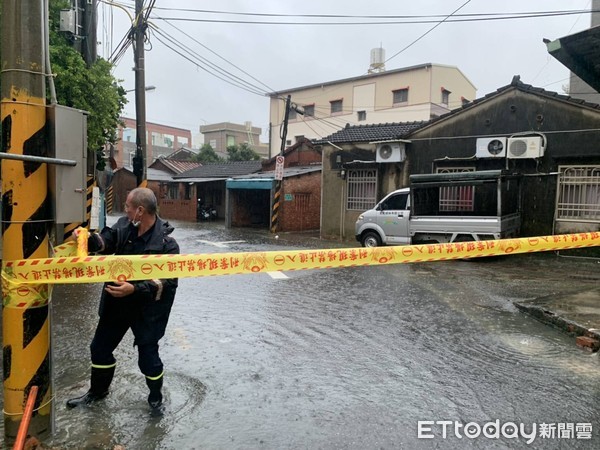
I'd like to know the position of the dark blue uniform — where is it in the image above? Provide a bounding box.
[88,216,179,378]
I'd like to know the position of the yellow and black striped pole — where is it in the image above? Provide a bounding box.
[271,95,291,233]
[1,0,53,439]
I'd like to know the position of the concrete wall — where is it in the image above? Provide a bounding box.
[268,64,476,154]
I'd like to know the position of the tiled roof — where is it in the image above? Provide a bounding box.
[313,121,427,145]
[174,160,262,179]
[158,159,201,174]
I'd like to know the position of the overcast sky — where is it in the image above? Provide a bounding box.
[98,1,594,145]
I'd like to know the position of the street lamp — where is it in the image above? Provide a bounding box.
[125,85,156,93]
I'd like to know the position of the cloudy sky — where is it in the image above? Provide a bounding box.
[98,1,594,145]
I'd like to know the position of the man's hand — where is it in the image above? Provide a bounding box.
[104,281,135,297]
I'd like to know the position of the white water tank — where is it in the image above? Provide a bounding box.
[369,47,386,73]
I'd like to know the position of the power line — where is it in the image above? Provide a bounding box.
[152,10,593,26]
[385,0,471,65]
[156,17,276,93]
[150,27,267,97]
[149,7,592,21]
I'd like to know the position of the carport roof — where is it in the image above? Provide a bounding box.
[231,165,322,179]
[313,122,426,145]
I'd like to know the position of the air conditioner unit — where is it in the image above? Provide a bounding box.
[376,143,405,163]
[507,136,545,159]
[476,137,506,158]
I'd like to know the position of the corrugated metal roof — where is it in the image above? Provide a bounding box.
[154,159,201,174]
[231,165,321,180]
[546,26,600,92]
[147,167,175,182]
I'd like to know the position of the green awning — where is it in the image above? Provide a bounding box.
[226,178,275,190]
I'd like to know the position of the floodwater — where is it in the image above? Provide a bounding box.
[3,219,600,449]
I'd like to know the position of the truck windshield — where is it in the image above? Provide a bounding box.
[381,194,408,210]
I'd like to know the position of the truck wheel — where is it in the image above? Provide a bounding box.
[361,231,381,248]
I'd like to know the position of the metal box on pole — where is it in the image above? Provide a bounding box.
[47,105,88,223]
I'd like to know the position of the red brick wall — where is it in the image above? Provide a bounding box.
[280,171,321,232]
[263,142,322,171]
[159,199,196,221]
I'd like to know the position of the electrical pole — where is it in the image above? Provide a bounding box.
[80,0,97,66]
[271,95,291,233]
[1,0,53,441]
[133,0,148,186]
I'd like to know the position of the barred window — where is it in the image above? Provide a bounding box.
[436,167,475,211]
[556,166,600,222]
[347,169,377,210]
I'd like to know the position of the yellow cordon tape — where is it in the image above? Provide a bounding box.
[1,232,598,300]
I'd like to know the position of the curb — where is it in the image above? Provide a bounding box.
[514,302,600,350]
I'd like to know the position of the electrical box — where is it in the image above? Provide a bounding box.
[48,105,88,224]
[60,9,76,33]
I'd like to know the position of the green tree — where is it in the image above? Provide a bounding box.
[192,143,223,163]
[48,0,126,168]
[227,143,260,161]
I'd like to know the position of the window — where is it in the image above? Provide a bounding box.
[226,135,235,147]
[347,169,377,210]
[556,166,600,221]
[295,135,304,143]
[436,167,475,211]
[304,104,315,117]
[151,132,174,148]
[179,136,189,147]
[357,110,367,121]
[209,139,217,149]
[393,88,408,104]
[167,184,178,200]
[441,88,451,106]
[123,127,136,142]
[381,193,408,211]
[330,99,343,114]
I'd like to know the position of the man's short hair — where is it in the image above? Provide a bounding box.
[129,187,157,215]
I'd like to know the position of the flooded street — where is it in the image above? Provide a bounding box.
[4,219,600,449]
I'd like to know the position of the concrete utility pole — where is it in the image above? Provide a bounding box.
[133,0,148,186]
[80,0,97,66]
[1,0,53,441]
[270,95,291,233]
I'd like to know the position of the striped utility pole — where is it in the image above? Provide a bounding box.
[1,0,53,440]
[271,95,291,233]
[133,0,148,187]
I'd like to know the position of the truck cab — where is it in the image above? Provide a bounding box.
[355,188,411,247]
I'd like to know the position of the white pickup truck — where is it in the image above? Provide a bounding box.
[355,170,522,247]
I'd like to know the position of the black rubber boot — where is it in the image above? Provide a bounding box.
[146,375,163,410]
[66,365,115,408]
